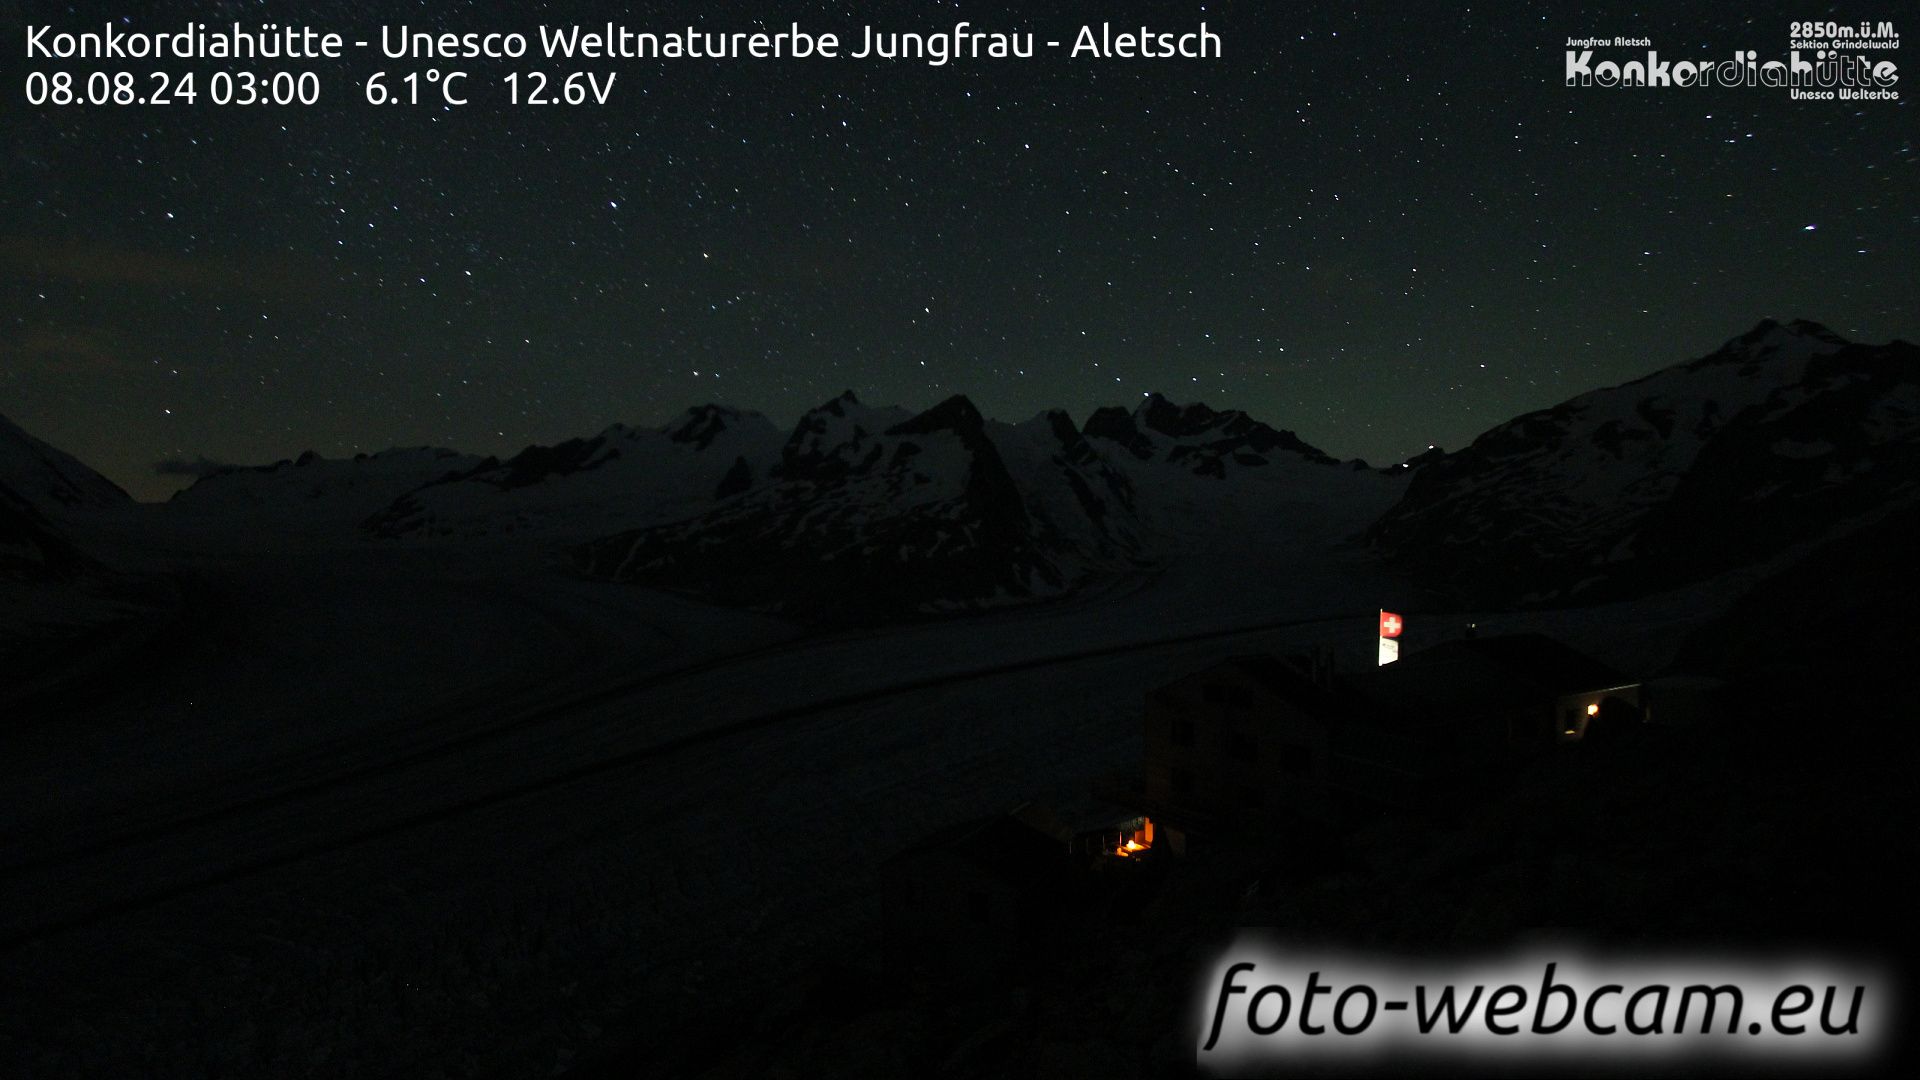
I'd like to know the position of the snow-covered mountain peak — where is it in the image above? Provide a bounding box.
[884,394,989,439]
[1673,318,1851,383]
[1733,317,1848,352]
[1370,323,1920,605]
[1082,394,1338,474]
[167,446,485,526]
[0,413,131,513]
[663,403,773,450]
[995,409,1103,468]
[777,392,917,481]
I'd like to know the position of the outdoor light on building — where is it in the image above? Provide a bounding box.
[1111,817,1155,857]
[1587,702,1600,716]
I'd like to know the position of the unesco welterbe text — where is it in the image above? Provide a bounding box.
[27,21,1223,66]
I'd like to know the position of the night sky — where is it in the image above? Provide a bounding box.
[4,0,1915,500]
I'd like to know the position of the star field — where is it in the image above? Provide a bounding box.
[4,0,1916,499]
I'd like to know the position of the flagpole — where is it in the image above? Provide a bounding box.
[1377,607,1401,666]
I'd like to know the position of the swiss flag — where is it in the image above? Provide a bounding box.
[1379,610,1405,639]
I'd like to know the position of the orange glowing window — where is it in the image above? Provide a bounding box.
[1113,817,1155,857]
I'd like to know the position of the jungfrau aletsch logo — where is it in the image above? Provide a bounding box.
[1563,23,1900,102]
